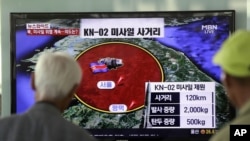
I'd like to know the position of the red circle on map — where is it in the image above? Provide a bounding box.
[75,42,163,113]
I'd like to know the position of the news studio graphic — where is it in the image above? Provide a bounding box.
[80,18,164,38]
[75,42,164,113]
[17,16,233,131]
[230,125,250,141]
[26,23,79,35]
[90,57,123,74]
[201,24,218,34]
[141,82,216,128]
[98,57,123,70]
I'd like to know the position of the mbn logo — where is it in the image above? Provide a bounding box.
[201,25,217,34]
[201,25,218,30]
[234,129,247,136]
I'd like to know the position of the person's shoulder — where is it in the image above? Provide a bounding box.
[0,114,25,133]
[66,125,97,141]
[231,108,250,125]
[62,119,87,133]
[61,119,97,140]
[0,114,22,123]
[209,124,230,141]
[209,114,250,141]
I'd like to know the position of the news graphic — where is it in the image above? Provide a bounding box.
[142,82,216,128]
[80,18,164,38]
[75,42,163,112]
[26,23,79,35]
[15,15,232,135]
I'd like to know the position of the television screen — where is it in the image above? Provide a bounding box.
[11,11,235,141]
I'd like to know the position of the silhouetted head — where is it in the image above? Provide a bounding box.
[31,51,82,111]
[213,30,250,109]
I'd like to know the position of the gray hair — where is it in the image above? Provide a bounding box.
[34,52,82,100]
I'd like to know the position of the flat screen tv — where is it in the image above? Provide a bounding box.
[10,10,235,141]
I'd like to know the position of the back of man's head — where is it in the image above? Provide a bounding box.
[213,30,250,109]
[34,52,82,100]
[213,30,250,77]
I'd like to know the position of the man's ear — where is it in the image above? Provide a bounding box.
[60,84,79,112]
[223,72,235,91]
[31,72,36,90]
[67,84,78,99]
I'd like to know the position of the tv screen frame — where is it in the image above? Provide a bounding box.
[10,10,236,141]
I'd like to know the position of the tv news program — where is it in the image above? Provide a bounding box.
[10,11,235,141]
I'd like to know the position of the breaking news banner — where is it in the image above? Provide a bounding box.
[230,125,250,141]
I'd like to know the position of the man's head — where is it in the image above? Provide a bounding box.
[31,52,82,111]
[213,30,250,109]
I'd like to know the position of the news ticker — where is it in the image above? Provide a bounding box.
[230,125,250,141]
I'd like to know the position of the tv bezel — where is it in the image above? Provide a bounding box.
[10,10,236,141]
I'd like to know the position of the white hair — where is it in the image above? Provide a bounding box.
[34,52,82,100]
